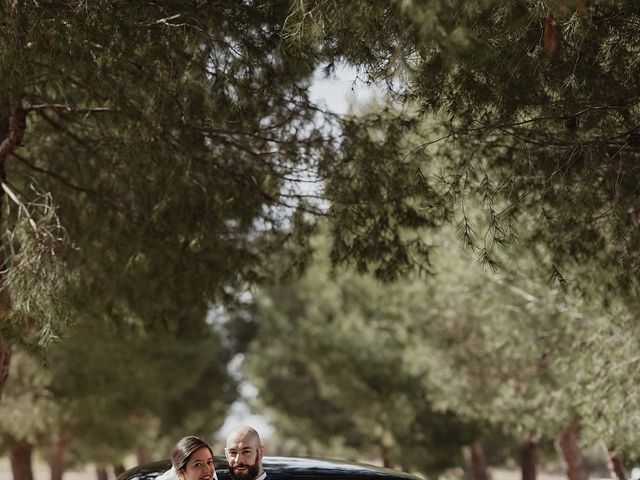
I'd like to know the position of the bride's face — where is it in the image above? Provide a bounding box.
[180,447,216,480]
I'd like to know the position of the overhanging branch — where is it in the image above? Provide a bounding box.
[27,104,113,114]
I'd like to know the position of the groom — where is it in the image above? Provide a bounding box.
[225,426,266,480]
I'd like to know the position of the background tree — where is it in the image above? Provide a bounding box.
[244,234,495,477]
[0,349,57,480]
[42,307,238,480]
[397,223,640,480]
[243,217,640,478]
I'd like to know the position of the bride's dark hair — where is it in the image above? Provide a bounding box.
[171,436,213,473]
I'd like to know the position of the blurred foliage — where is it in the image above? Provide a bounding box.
[45,310,237,465]
[245,233,506,477]
[0,349,57,451]
[245,223,640,474]
[0,307,241,466]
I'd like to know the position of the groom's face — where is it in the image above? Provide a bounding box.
[225,436,263,480]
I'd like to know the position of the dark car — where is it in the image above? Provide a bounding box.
[118,456,422,480]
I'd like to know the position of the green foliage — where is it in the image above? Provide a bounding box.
[287,0,640,289]
[245,233,482,475]
[0,0,335,349]
[400,226,640,459]
[0,349,57,450]
[248,222,640,467]
[32,307,237,465]
[2,0,637,352]
[1,185,72,345]
[323,111,438,281]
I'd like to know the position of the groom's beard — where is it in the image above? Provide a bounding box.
[229,462,260,480]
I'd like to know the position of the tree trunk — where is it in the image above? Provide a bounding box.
[0,338,11,395]
[0,108,10,396]
[10,442,34,480]
[113,464,126,478]
[0,215,13,398]
[136,445,152,465]
[0,97,27,395]
[556,422,588,480]
[50,433,68,480]
[96,466,109,480]
[466,441,489,480]
[380,443,392,469]
[605,446,626,480]
[521,440,537,480]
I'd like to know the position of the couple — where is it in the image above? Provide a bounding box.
[163,425,266,480]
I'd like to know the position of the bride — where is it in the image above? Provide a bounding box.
[157,436,218,480]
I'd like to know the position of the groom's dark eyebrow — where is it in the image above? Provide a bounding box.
[227,448,254,454]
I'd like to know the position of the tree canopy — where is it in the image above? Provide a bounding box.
[294,0,640,289]
[2,0,640,355]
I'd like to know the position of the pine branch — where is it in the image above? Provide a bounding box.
[0,181,38,233]
[27,104,112,114]
[10,152,121,212]
[36,110,97,152]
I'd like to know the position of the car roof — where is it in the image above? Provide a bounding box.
[119,456,422,480]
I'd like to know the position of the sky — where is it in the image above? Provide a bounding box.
[309,64,381,115]
[217,380,274,441]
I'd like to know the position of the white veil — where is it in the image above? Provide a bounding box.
[157,466,218,480]
[157,468,179,480]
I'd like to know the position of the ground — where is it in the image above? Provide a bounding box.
[0,458,112,480]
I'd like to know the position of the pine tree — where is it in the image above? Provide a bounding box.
[292,1,640,289]
[0,1,334,392]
